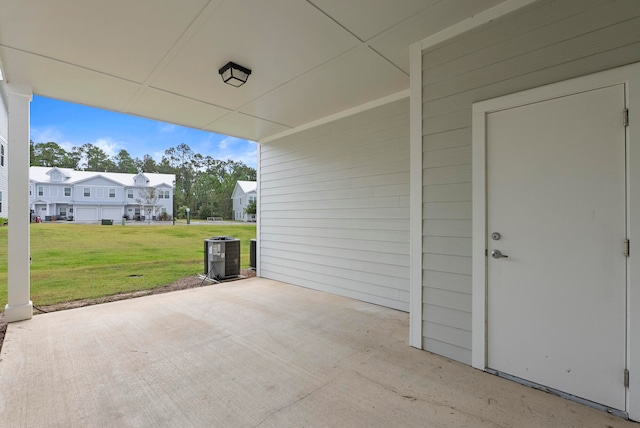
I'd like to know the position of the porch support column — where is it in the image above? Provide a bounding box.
[4,82,32,323]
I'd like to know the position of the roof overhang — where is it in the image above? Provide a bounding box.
[0,0,517,142]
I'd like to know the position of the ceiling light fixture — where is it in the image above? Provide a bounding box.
[218,62,252,87]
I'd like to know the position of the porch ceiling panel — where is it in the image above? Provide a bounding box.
[128,88,230,130]
[0,47,140,112]
[238,46,409,128]
[0,0,211,83]
[0,0,515,141]
[308,0,442,42]
[150,0,360,112]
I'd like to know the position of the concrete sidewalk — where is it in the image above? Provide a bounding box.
[0,278,634,427]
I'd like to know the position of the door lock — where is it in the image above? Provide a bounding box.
[491,232,501,241]
[491,249,508,259]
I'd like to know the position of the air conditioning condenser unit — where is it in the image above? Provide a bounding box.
[203,236,240,280]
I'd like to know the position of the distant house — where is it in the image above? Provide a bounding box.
[29,167,175,222]
[231,181,256,222]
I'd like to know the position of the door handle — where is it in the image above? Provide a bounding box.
[491,249,508,259]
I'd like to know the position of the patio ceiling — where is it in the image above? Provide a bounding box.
[0,0,506,142]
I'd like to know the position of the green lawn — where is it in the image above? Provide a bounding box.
[0,223,256,308]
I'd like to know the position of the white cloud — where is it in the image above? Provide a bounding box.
[218,136,244,150]
[159,123,176,133]
[31,127,77,152]
[213,139,257,168]
[31,126,64,144]
[90,138,121,157]
[58,142,76,152]
[236,148,258,168]
[31,129,125,159]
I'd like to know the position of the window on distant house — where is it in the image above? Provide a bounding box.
[164,190,170,199]
[1,144,4,167]
[158,191,164,199]
[84,187,91,197]
[64,187,71,197]
[59,207,66,217]
[109,188,116,198]
[127,189,133,199]
[38,186,44,196]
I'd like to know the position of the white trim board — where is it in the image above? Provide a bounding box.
[419,0,539,51]
[409,41,423,349]
[471,62,640,421]
[256,145,261,277]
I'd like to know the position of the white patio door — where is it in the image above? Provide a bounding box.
[486,84,627,410]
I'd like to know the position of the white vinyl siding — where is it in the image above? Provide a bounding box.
[260,99,410,311]
[420,0,640,364]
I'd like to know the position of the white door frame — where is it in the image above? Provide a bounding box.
[472,62,640,420]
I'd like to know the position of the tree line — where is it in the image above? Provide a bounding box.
[30,141,256,220]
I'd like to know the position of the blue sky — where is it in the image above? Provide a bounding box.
[30,96,258,168]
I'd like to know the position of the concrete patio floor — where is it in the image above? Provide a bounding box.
[0,278,635,427]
